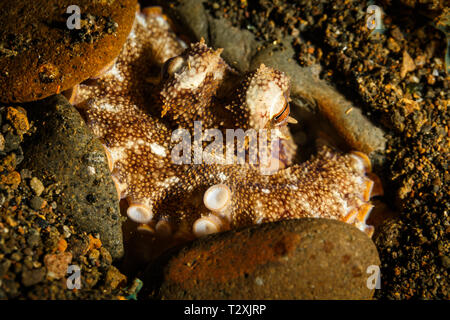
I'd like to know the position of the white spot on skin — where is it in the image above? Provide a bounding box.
[157,176,180,188]
[109,147,126,163]
[261,188,270,194]
[150,143,167,157]
[99,102,121,113]
[106,64,124,82]
[218,172,227,181]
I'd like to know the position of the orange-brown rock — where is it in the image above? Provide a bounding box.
[0,0,137,103]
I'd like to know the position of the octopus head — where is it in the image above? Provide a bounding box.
[159,39,228,118]
[244,64,295,130]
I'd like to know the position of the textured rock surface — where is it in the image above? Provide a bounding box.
[143,218,380,299]
[22,94,124,259]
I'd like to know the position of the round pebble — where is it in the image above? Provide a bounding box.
[29,177,44,196]
[0,0,137,103]
[143,218,381,299]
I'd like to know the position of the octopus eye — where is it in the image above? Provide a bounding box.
[273,102,290,126]
[161,56,185,81]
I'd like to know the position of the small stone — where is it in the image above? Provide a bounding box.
[21,267,46,287]
[23,256,34,269]
[0,133,5,151]
[0,193,5,207]
[19,168,32,179]
[57,238,68,253]
[88,248,100,261]
[88,234,102,251]
[414,55,426,67]
[10,252,22,262]
[69,237,90,258]
[29,177,45,196]
[105,266,127,290]
[387,37,401,53]
[2,171,21,188]
[441,256,450,269]
[44,252,72,280]
[6,107,29,135]
[400,50,416,78]
[391,27,404,42]
[26,230,41,247]
[62,225,72,238]
[0,261,11,277]
[99,247,113,265]
[3,132,21,152]
[29,196,45,210]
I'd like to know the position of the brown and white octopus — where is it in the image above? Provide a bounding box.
[68,7,382,246]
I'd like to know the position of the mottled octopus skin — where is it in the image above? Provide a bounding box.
[73,7,377,242]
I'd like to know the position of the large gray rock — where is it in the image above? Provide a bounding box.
[22,94,124,259]
[162,0,260,72]
[143,218,381,299]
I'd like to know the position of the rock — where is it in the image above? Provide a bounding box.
[6,107,30,135]
[251,37,386,156]
[0,261,11,278]
[207,17,260,72]
[163,0,210,43]
[3,132,21,153]
[26,229,41,248]
[104,266,127,290]
[29,177,44,196]
[0,133,5,151]
[441,255,450,269]
[21,267,46,287]
[29,196,45,210]
[22,94,124,259]
[163,0,260,73]
[0,0,137,103]
[143,218,380,300]
[400,50,416,78]
[44,252,72,280]
[387,37,401,53]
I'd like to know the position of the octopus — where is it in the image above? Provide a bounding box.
[69,7,382,247]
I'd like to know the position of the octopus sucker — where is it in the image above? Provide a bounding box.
[72,6,381,249]
[154,219,173,239]
[203,183,232,214]
[193,214,226,238]
[127,202,153,224]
